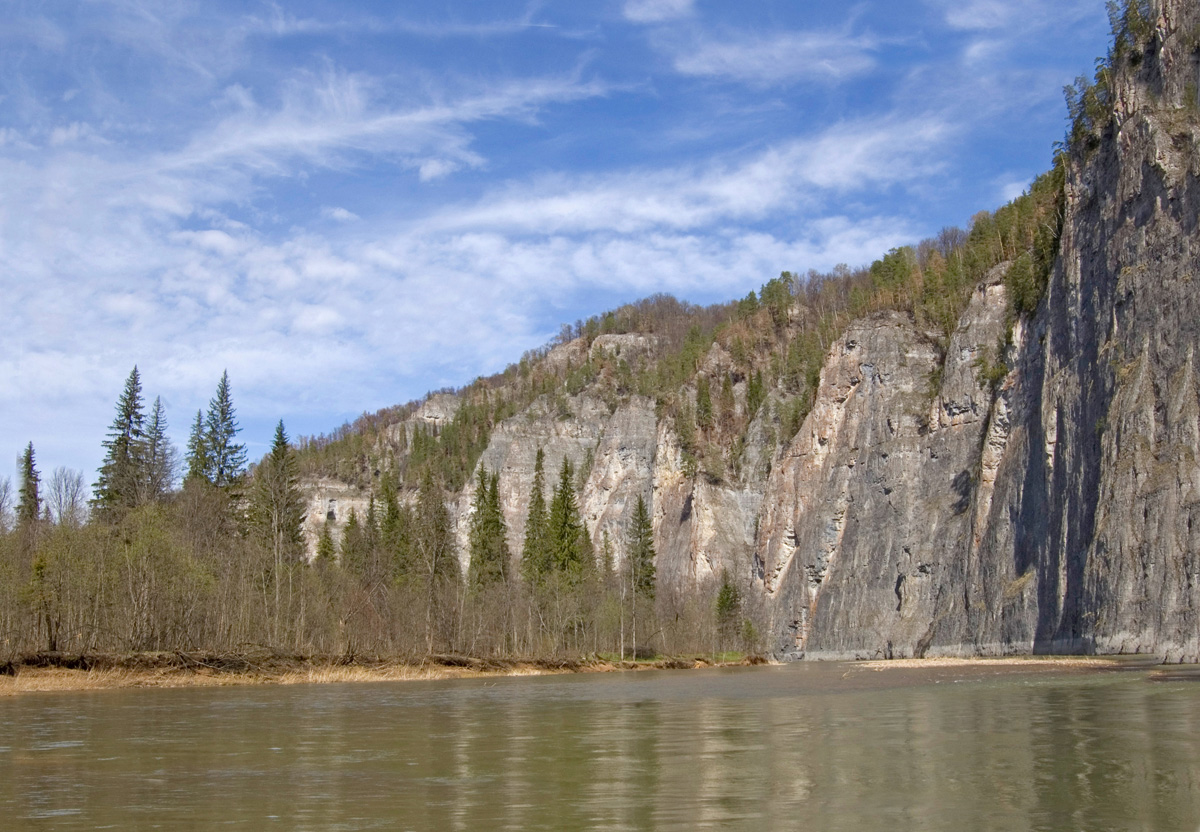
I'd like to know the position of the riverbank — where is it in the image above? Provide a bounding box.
[0,651,768,696]
[1,652,1174,696]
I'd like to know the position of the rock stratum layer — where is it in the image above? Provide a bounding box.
[304,0,1200,661]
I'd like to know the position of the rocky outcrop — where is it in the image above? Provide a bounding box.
[758,0,1200,661]
[755,274,1013,659]
[302,0,1200,661]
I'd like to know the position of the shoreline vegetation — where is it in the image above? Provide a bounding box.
[0,651,1159,697]
[0,650,770,696]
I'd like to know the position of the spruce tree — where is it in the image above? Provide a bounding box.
[378,471,411,580]
[747,370,765,419]
[489,471,510,580]
[521,448,550,585]
[415,469,457,584]
[203,370,246,489]
[140,396,175,504]
[251,420,306,566]
[17,442,40,527]
[185,409,208,484]
[315,522,337,562]
[93,366,146,519]
[468,465,509,589]
[627,495,656,599]
[339,509,369,574]
[715,569,741,642]
[547,456,585,579]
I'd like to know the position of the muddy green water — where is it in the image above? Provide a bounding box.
[1,663,1199,830]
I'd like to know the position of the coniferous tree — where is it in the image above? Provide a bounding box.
[627,494,656,600]
[339,509,369,574]
[521,448,550,585]
[696,376,713,432]
[415,469,457,583]
[93,366,146,519]
[315,522,337,562]
[747,370,765,419]
[715,568,741,644]
[185,409,209,484]
[378,471,411,581]
[469,465,509,589]
[17,442,40,528]
[203,371,247,489]
[547,456,585,579]
[139,396,176,504]
[251,420,306,567]
[414,468,458,654]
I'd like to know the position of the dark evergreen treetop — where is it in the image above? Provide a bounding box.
[469,464,510,589]
[185,408,208,484]
[521,448,550,585]
[17,442,40,526]
[547,456,586,579]
[250,420,306,563]
[93,366,146,519]
[627,494,656,600]
[139,395,175,505]
[203,370,247,489]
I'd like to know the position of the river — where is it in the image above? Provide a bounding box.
[1,662,1198,830]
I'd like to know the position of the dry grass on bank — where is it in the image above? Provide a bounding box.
[0,653,761,697]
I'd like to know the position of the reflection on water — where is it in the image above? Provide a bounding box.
[1,663,1199,830]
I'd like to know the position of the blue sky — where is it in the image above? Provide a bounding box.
[3,0,1111,489]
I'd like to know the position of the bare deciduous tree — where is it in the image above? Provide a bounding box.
[47,467,88,527]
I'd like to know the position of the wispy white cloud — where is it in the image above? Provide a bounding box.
[670,29,878,85]
[426,115,952,235]
[163,68,608,179]
[321,206,360,222]
[623,0,695,24]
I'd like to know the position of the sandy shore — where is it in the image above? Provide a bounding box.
[854,655,1122,670]
[1,652,1164,697]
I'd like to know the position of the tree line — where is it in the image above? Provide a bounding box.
[0,367,754,662]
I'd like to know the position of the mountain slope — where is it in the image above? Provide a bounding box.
[297,0,1200,661]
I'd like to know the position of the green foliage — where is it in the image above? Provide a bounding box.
[185,409,208,483]
[17,442,39,528]
[715,569,740,638]
[627,495,655,600]
[760,273,793,329]
[973,346,1009,393]
[522,449,551,585]
[315,522,337,562]
[93,366,146,520]
[199,371,247,490]
[339,509,370,575]
[250,420,306,564]
[746,370,765,419]
[870,247,917,291]
[547,457,588,581]
[141,397,175,504]
[695,376,713,431]
[468,466,510,589]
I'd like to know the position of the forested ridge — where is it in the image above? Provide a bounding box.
[5,0,1158,663]
[0,160,1064,663]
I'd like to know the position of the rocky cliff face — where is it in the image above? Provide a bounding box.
[302,0,1200,661]
[759,0,1200,661]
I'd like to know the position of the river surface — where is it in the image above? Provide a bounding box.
[1,662,1199,830]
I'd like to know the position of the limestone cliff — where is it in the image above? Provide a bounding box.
[299,0,1200,661]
